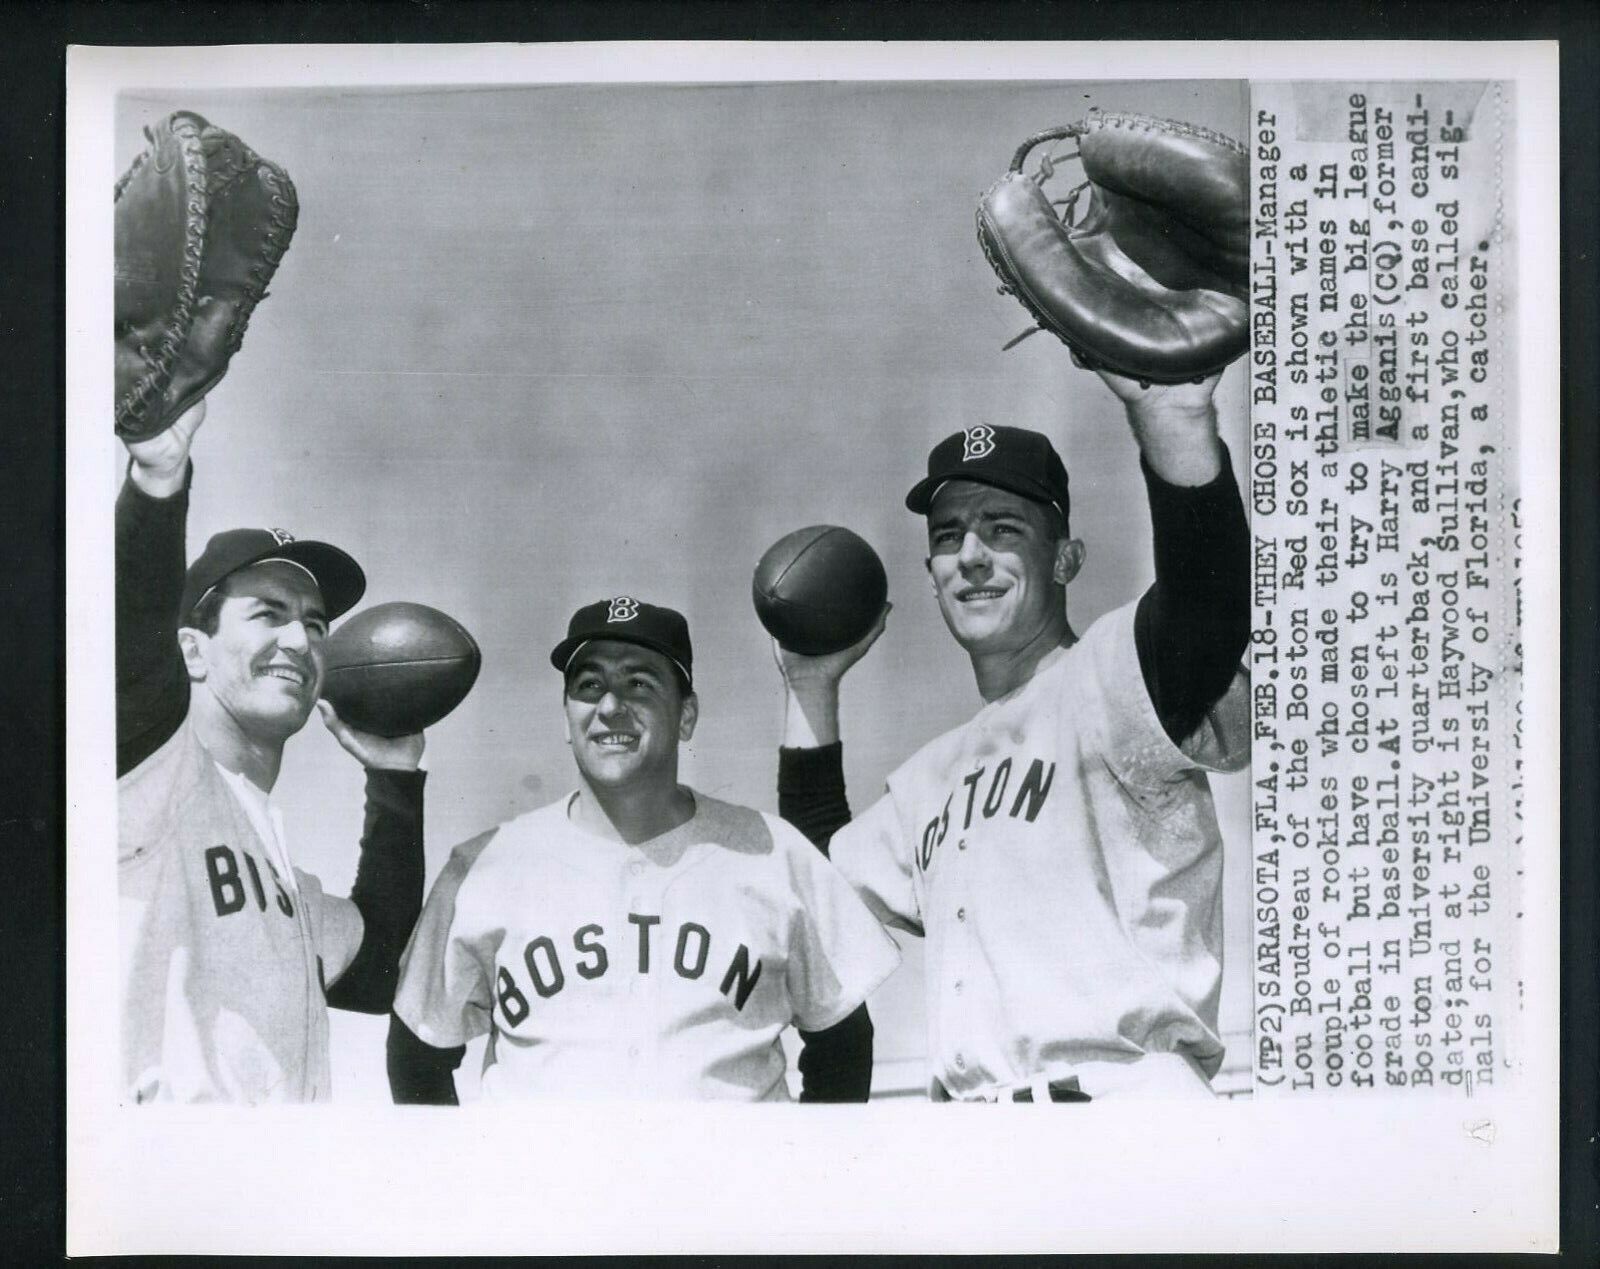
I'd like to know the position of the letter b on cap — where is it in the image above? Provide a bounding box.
[963,426,996,461]
[607,597,639,623]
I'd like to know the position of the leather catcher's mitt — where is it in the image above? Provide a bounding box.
[114,111,298,440]
[977,111,1248,385]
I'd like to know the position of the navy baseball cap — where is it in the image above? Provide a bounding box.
[904,425,1071,529]
[550,597,694,689]
[180,527,366,623]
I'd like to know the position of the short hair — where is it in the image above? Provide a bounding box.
[183,588,227,636]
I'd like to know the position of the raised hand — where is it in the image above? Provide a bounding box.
[125,397,207,497]
[317,700,425,772]
[771,602,891,690]
[775,603,890,750]
[1093,368,1227,488]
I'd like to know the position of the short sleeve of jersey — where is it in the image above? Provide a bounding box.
[392,827,501,1050]
[775,819,902,1032]
[1087,599,1252,792]
[827,790,924,937]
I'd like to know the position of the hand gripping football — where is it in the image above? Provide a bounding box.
[322,603,483,738]
[976,111,1249,384]
[114,111,299,440]
[753,526,888,656]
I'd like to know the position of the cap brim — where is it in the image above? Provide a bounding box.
[255,541,367,621]
[550,634,692,688]
[905,471,1060,516]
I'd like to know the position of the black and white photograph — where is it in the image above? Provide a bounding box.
[66,42,1560,1255]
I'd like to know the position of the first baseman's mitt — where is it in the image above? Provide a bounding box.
[114,111,299,440]
[976,111,1249,385]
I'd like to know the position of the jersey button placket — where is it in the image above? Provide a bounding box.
[946,889,972,1088]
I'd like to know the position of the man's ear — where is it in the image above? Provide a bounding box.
[1053,538,1086,586]
[177,627,209,682]
[678,692,699,742]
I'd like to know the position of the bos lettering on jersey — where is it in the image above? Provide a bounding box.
[841,602,1247,1098]
[204,843,295,919]
[118,719,335,1102]
[394,791,902,1103]
[493,912,764,1027]
[915,756,1056,873]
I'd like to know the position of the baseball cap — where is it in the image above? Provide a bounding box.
[180,527,366,623]
[549,597,694,689]
[904,425,1071,529]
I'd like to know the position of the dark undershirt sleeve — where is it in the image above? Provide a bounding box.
[1132,446,1251,745]
[116,465,194,776]
[325,768,428,1014]
[797,1003,874,1102]
[779,744,878,1101]
[386,1013,464,1105]
[777,740,852,854]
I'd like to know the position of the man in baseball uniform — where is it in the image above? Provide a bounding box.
[118,399,428,1103]
[774,367,1250,1101]
[386,597,900,1102]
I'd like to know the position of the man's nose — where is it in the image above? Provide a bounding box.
[596,688,627,719]
[276,619,311,651]
[957,530,991,571]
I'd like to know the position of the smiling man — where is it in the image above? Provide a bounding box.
[386,597,899,1102]
[773,367,1251,1102]
[118,400,428,1103]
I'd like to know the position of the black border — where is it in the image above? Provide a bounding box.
[6,0,1594,1261]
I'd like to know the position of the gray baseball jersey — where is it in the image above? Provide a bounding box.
[830,598,1249,1099]
[394,788,900,1100]
[120,716,336,1103]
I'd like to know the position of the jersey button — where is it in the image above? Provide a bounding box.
[954,980,964,994]
[955,1053,966,1070]
[958,839,967,851]
[628,860,645,875]
[956,907,966,921]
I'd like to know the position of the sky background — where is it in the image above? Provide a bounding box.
[115,78,1252,1101]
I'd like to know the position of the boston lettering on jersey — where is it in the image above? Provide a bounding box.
[916,755,1056,873]
[493,912,764,1028]
[203,843,295,918]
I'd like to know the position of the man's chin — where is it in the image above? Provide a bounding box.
[941,607,1011,650]
[574,751,644,786]
[246,694,316,738]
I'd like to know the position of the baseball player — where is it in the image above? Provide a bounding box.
[118,399,428,1103]
[773,366,1250,1101]
[386,597,901,1102]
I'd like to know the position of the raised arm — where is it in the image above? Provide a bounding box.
[772,607,889,852]
[117,400,208,776]
[1101,371,1250,743]
[314,705,428,1013]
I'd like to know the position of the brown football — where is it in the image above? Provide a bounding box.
[322,602,482,737]
[753,525,888,656]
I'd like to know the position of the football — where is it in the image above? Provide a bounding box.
[322,601,482,737]
[752,525,888,656]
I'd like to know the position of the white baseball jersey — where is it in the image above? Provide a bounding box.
[393,788,901,1101]
[119,716,337,1103]
[831,598,1249,1100]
